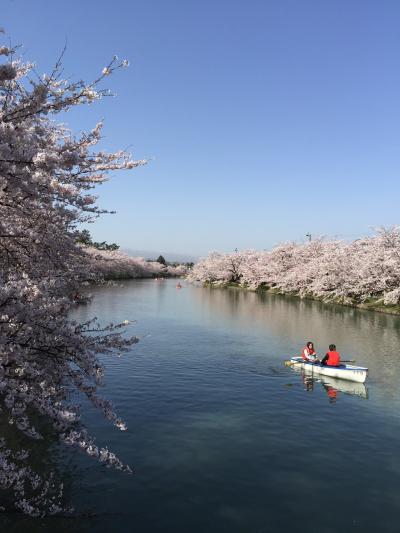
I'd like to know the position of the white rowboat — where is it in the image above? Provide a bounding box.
[289,357,368,383]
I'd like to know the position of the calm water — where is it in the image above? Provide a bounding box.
[3,279,400,532]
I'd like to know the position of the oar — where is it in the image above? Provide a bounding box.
[284,359,303,367]
[284,358,355,367]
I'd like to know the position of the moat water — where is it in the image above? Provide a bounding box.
[4,278,400,532]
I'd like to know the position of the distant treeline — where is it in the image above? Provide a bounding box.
[77,235,194,274]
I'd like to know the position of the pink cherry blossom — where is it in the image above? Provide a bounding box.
[0,40,146,515]
[189,228,400,307]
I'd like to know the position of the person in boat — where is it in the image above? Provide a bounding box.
[301,341,317,362]
[320,344,341,367]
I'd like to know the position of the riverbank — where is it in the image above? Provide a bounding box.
[188,230,400,314]
[83,246,187,280]
[102,272,184,281]
[201,281,400,316]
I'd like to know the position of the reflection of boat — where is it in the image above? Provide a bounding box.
[320,376,368,399]
[309,376,368,399]
[292,366,368,400]
[289,357,368,383]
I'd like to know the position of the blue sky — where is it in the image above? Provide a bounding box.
[3,0,400,258]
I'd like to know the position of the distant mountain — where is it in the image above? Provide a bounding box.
[121,248,199,263]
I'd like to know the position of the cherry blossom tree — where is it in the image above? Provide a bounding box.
[84,246,188,280]
[0,37,147,515]
[189,228,400,307]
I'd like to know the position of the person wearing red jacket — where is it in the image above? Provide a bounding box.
[321,344,341,367]
[301,341,317,362]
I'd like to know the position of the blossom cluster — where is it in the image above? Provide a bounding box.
[83,247,187,279]
[188,228,400,306]
[0,40,143,514]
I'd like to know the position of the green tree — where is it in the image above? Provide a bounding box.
[76,230,119,250]
[75,229,92,245]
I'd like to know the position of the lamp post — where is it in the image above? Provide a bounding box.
[306,233,312,242]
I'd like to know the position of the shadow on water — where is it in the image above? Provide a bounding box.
[0,410,84,531]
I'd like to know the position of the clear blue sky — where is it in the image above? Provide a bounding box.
[3,0,400,257]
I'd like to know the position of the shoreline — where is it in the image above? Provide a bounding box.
[200,281,400,316]
[102,273,182,281]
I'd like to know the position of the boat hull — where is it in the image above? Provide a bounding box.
[290,357,368,383]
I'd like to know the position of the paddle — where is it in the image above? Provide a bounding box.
[284,358,355,367]
[284,359,304,367]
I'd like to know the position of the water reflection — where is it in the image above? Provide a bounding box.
[193,285,400,398]
[61,279,400,532]
[297,370,369,402]
[0,410,76,518]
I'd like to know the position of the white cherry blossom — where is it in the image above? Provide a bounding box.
[0,40,145,515]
